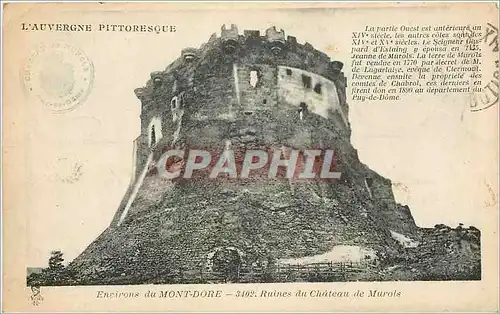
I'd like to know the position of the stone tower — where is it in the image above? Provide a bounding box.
[70,25,423,284]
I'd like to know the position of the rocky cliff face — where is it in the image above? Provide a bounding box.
[64,26,479,285]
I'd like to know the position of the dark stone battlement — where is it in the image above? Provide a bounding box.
[134,25,346,106]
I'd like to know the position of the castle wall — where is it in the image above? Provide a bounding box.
[185,63,236,148]
[235,64,278,113]
[277,66,346,126]
[191,66,235,120]
[131,24,352,159]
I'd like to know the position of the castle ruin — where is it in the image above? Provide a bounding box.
[65,25,480,284]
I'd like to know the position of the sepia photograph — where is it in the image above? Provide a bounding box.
[2,2,499,312]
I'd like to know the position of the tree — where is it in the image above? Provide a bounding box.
[27,272,43,287]
[48,250,64,271]
[26,250,75,286]
[42,250,68,285]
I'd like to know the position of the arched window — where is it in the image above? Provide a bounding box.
[147,117,162,147]
[314,83,322,94]
[249,70,259,88]
[170,96,178,110]
[150,125,156,147]
[302,74,312,89]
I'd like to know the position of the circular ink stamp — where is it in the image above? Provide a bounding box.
[22,42,94,113]
[469,23,498,112]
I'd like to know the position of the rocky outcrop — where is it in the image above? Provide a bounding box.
[376,224,481,281]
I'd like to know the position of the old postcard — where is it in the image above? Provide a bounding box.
[2,2,499,312]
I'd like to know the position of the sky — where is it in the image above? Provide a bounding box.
[4,3,498,267]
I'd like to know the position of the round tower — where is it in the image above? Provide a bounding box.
[132,25,350,178]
